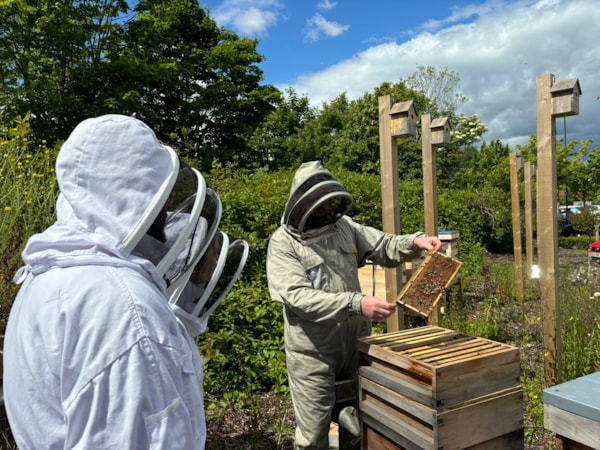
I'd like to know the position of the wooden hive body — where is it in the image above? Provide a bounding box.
[357,326,524,449]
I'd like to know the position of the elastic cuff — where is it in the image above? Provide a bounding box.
[412,231,427,248]
[348,293,364,315]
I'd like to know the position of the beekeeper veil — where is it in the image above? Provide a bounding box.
[160,183,249,323]
[283,161,353,235]
[129,159,206,281]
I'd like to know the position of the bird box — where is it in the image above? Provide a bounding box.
[430,117,451,145]
[389,100,418,138]
[550,78,581,117]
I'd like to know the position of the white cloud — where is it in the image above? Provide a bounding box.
[303,13,349,42]
[316,0,337,11]
[210,0,284,37]
[287,0,600,147]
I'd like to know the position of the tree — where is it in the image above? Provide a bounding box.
[0,0,280,167]
[518,136,600,206]
[283,81,429,175]
[405,66,468,117]
[459,139,511,191]
[94,0,280,167]
[247,88,316,169]
[285,92,351,167]
[0,0,129,141]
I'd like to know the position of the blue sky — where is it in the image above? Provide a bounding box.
[200,0,600,148]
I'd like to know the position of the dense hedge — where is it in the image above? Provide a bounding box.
[199,163,512,402]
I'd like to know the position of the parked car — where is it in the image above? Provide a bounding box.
[561,221,580,237]
[588,241,600,264]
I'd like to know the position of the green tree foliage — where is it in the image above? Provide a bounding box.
[247,88,316,169]
[0,0,130,142]
[518,136,600,206]
[569,207,598,236]
[273,68,487,186]
[458,139,511,191]
[114,0,280,167]
[0,0,279,168]
[280,81,430,175]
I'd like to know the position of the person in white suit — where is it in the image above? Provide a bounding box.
[4,114,249,449]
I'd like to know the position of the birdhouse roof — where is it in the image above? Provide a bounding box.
[431,117,450,129]
[550,78,582,95]
[390,100,417,115]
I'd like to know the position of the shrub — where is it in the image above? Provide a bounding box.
[0,115,58,318]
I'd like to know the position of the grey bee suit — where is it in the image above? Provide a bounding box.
[266,161,423,450]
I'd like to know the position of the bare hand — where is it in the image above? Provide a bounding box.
[360,296,397,321]
[413,235,442,252]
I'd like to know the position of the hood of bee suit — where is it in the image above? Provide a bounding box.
[281,161,353,237]
[19,114,180,276]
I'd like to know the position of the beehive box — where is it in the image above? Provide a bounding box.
[396,252,461,318]
[362,421,524,450]
[357,326,524,449]
[438,229,460,259]
[543,371,600,449]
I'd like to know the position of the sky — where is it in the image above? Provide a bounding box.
[199,0,600,149]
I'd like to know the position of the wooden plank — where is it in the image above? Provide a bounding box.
[422,113,438,238]
[358,327,521,407]
[362,416,421,450]
[360,354,521,410]
[421,342,509,365]
[358,341,437,379]
[357,328,463,355]
[465,429,524,450]
[360,397,434,450]
[360,376,437,427]
[436,387,524,449]
[545,403,600,449]
[359,362,434,406]
[363,418,524,450]
[407,338,492,360]
[524,162,535,279]
[434,359,521,408]
[363,425,405,450]
[510,152,524,300]
[556,436,595,450]
[399,336,476,358]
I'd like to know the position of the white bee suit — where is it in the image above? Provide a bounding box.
[4,115,207,449]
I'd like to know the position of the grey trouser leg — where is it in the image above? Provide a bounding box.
[288,351,336,450]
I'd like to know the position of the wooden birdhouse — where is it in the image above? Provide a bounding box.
[389,100,418,138]
[430,117,451,145]
[550,78,581,117]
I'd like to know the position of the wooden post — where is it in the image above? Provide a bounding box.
[510,153,524,301]
[536,73,561,387]
[427,116,451,324]
[537,75,580,386]
[524,162,536,279]
[422,113,438,237]
[422,113,443,325]
[379,95,404,332]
